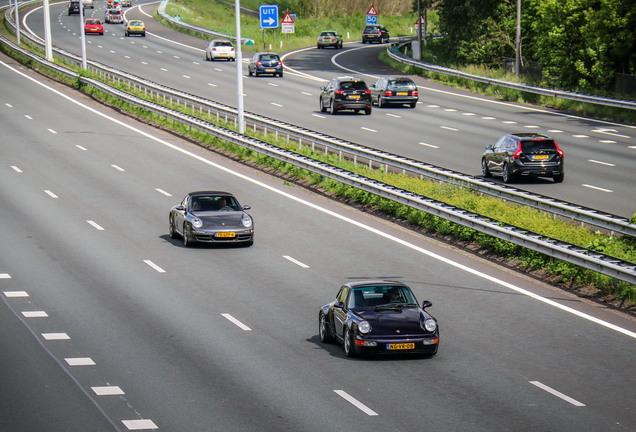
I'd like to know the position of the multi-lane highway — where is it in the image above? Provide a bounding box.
[19,0,636,218]
[2,2,635,431]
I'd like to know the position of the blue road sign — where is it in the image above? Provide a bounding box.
[366,14,377,24]
[260,5,279,29]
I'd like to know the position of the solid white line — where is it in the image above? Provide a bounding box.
[22,311,48,318]
[588,159,616,167]
[3,59,632,339]
[87,220,105,231]
[334,390,379,416]
[143,260,166,273]
[529,381,585,406]
[283,255,310,268]
[11,165,22,173]
[44,190,58,198]
[92,386,125,396]
[582,184,613,193]
[221,313,252,331]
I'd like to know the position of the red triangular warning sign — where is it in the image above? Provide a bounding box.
[366,5,378,15]
[282,12,294,24]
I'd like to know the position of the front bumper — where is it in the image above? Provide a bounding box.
[191,229,253,243]
[353,336,439,355]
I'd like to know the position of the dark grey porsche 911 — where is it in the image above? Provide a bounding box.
[169,191,254,247]
[319,281,439,357]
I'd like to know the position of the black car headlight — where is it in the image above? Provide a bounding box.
[358,321,371,334]
[241,213,252,228]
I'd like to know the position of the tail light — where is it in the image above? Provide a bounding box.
[512,143,522,158]
[364,90,371,95]
[335,90,345,95]
[555,142,564,157]
[383,91,393,97]
[412,90,419,96]
[256,61,262,66]
[377,30,381,36]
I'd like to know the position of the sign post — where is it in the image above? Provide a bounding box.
[365,4,378,25]
[259,4,279,49]
[281,11,294,42]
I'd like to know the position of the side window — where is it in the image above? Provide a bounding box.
[506,138,517,150]
[493,137,505,150]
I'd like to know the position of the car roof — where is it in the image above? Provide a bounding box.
[188,191,235,197]
[344,280,406,289]
[255,51,278,55]
[509,133,552,140]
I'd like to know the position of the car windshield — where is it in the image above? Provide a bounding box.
[130,21,142,26]
[190,196,240,212]
[215,41,233,47]
[321,32,335,37]
[259,54,279,61]
[348,285,417,308]
[86,19,100,24]
[340,81,367,90]
[521,140,557,152]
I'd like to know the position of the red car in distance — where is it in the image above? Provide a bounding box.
[84,18,104,35]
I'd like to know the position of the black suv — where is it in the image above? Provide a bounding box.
[68,1,81,15]
[319,77,372,115]
[482,133,564,183]
[362,24,389,44]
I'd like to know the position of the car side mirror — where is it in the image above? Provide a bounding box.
[335,301,344,309]
[176,205,185,211]
[242,205,251,210]
[320,86,326,91]
[485,144,493,150]
[421,300,432,309]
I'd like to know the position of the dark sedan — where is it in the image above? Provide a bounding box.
[482,133,564,183]
[248,52,283,77]
[169,191,254,247]
[370,76,419,108]
[319,281,439,357]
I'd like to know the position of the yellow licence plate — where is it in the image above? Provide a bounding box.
[387,343,415,350]
[397,91,408,96]
[266,68,275,72]
[215,232,236,238]
[349,95,360,100]
[533,155,549,160]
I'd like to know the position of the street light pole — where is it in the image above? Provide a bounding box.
[80,2,87,69]
[515,0,521,75]
[235,0,245,134]
[42,0,52,61]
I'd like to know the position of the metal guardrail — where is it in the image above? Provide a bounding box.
[2,5,635,285]
[387,43,636,111]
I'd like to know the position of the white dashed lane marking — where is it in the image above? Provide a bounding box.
[334,390,379,416]
[221,313,252,331]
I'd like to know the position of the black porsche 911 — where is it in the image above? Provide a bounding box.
[319,281,439,357]
[169,191,254,247]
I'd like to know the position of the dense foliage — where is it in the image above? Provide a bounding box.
[432,0,635,93]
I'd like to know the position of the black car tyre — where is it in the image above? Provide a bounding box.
[248,68,253,76]
[329,99,338,115]
[338,42,343,49]
[169,216,177,239]
[554,173,564,183]
[319,312,334,343]
[182,223,191,247]
[343,327,355,357]
[365,107,372,115]
[409,102,417,108]
[481,159,491,178]
[279,71,283,77]
[319,98,327,113]
[502,163,513,183]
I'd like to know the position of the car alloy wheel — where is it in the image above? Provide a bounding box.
[319,97,327,113]
[502,163,512,183]
[343,327,355,357]
[481,159,491,178]
[319,312,333,343]
[169,216,177,239]
[330,99,338,115]
[182,223,190,247]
